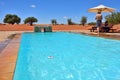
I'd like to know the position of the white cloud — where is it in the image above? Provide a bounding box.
[63,16,68,19]
[30,5,36,8]
[74,16,78,18]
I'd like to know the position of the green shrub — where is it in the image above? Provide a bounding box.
[105,12,120,24]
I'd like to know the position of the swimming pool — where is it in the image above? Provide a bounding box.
[14,32,120,80]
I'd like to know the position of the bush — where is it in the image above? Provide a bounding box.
[105,12,120,24]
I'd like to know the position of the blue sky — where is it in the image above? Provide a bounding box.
[0,0,119,24]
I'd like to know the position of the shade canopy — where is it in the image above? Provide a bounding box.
[88,5,115,12]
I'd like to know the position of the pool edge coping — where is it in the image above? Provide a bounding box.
[0,33,21,80]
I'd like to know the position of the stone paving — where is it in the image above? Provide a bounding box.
[0,39,11,53]
[0,34,21,80]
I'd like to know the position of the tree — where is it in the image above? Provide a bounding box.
[24,17,38,26]
[3,14,21,24]
[67,18,76,25]
[105,12,120,24]
[80,16,87,26]
[67,18,73,25]
[67,19,72,25]
[13,15,21,24]
[51,19,57,25]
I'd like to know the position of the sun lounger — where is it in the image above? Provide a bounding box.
[106,24,117,32]
[100,24,117,33]
[89,26,97,32]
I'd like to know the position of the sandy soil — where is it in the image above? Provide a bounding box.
[0,31,16,42]
[0,31,33,42]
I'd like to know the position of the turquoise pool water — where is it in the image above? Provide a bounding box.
[14,32,120,80]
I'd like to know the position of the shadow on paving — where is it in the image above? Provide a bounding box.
[0,39,11,53]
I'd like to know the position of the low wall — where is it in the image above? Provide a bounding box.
[0,24,119,31]
[52,25,92,31]
[0,24,92,31]
[0,24,34,31]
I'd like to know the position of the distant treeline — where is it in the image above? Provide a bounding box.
[2,12,120,26]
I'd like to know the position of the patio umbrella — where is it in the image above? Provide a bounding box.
[88,5,115,36]
[88,4,115,12]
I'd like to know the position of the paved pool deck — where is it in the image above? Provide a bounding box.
[0,34,21,80]
[55,30,120,40]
